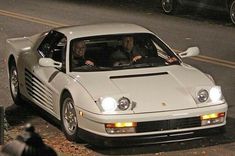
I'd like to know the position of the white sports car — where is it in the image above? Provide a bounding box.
[4,23,227,146]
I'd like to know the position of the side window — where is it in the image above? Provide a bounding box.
[38,30,67,71]
[38,30,66,60]
[52,37,67,62]
[133,34,158,58]
[153,41,168,60]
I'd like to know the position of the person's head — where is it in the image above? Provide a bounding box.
[122,36,134,52]
[73,40,86,58]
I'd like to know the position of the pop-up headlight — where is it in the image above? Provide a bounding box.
[195,86,224,104]
[97,96,133,113]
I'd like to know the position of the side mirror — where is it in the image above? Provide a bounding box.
[179,47,200,58]
[39,58,62,68]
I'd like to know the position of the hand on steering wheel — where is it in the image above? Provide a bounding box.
[132,55,142,62]
[131,55,143,64]
[85,60,94,66]
[165,56,178,64]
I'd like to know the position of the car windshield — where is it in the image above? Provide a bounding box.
[70,33,180,72]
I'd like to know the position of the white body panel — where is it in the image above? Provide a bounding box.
[4,23,228,143]
[70,65,214,114]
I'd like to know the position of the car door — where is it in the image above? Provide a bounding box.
[24,30,67,115]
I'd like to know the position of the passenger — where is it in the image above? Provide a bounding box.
[111,36,143,66]
[72,40,94,68]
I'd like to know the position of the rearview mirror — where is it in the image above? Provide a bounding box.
[39,58,62,68]
[179,47,200,58]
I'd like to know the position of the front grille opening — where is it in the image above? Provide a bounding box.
[136,117,201,133]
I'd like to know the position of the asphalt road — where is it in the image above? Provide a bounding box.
[0,0,235,155]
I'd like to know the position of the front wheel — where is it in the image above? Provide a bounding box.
[61,92,81,142]
[9,62,23,105]
[161,0,178,14]
[230,0,235,25]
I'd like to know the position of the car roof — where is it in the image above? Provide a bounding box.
[54,23,153,39]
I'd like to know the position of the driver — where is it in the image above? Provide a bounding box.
[72,40,94,67]
[111,36,143,66]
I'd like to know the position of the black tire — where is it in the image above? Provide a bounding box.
[9,61,23,105]
[230,0,235,25]
[161,0,178,14]
[60,92,82,142]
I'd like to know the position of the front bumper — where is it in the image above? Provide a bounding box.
[78,126,225,147]
[76,103,227,146]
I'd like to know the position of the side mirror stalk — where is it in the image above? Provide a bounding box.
[39,58,62,69]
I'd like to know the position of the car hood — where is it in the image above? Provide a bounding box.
[70,65,214,113]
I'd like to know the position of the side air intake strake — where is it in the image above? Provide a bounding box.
[25,69,53,111]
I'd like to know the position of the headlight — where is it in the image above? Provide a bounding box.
[197,89,209,103]
[209,86,222,103]
[101,97,117,112]
[118,97,130,110]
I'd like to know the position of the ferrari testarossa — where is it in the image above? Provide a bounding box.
[4,23,228,146]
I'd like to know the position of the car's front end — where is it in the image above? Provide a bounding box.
[62,25,228,146]
[70,65,228,147]
[77,103,227,146]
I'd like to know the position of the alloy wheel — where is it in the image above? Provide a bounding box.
[230,1,235,24]
[10,67,19,99]
[62,97,78,135]
[162,0,174,14]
